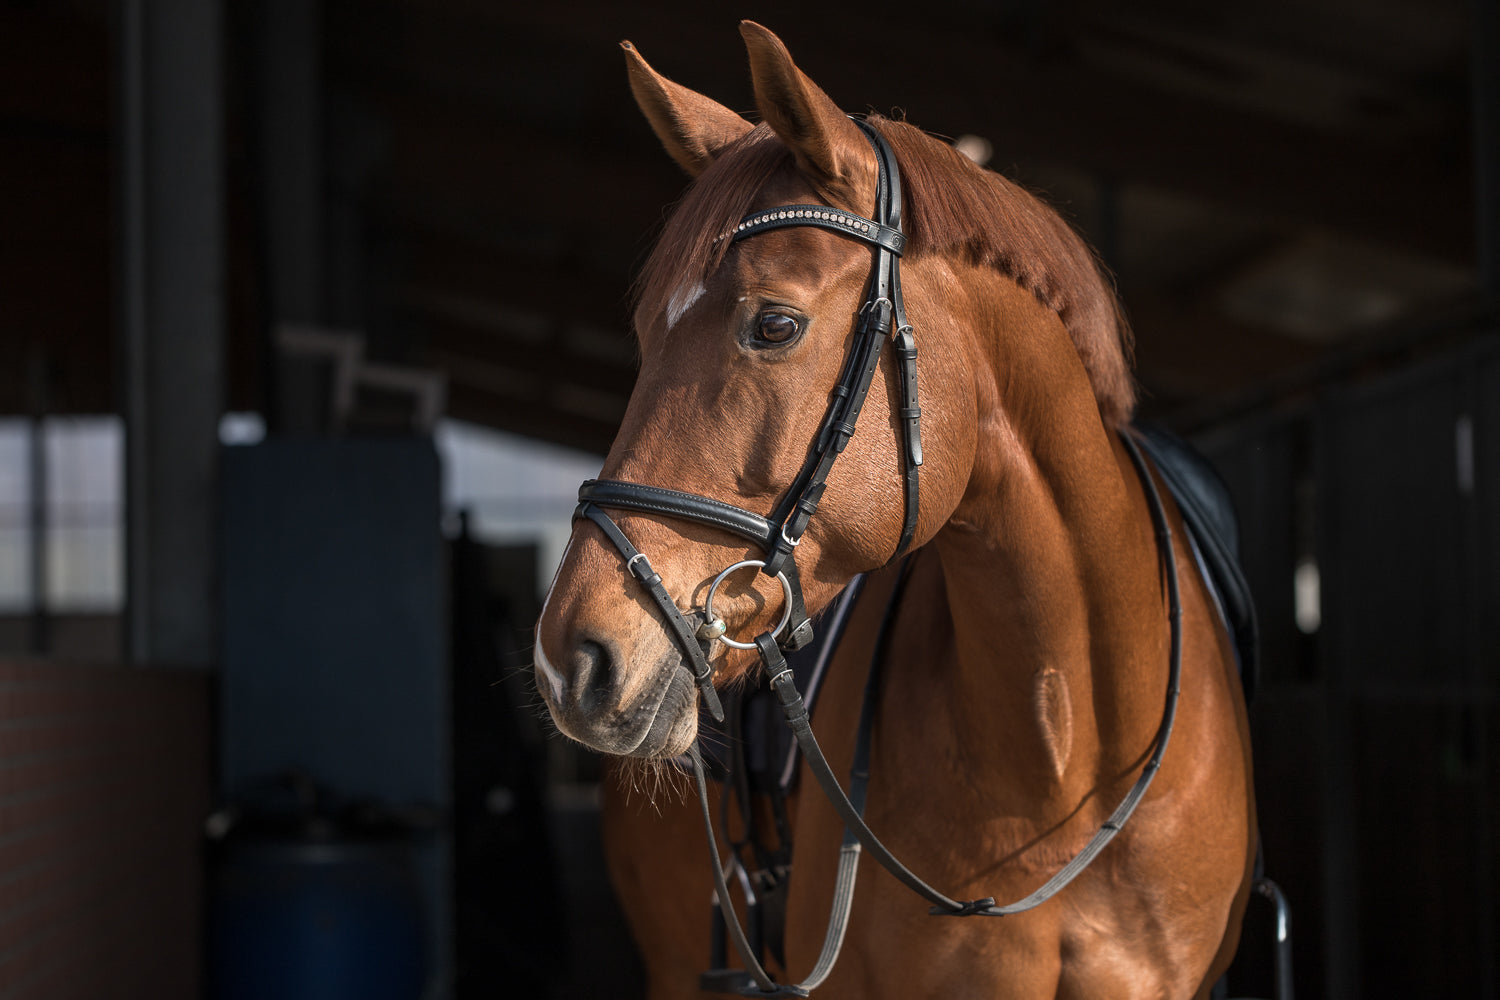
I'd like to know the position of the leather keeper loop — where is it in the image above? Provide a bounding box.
[833,422,858,451]
[762,541,793,578]
[862,299,893,335]
[777,559,814,650]
[785,616,815,651]
[756,633,789,679]
[736,984,809,999]
[929,897,997,918]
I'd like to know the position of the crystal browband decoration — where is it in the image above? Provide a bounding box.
[715,206,875,243]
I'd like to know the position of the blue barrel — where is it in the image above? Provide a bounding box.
[210,837,427,1000]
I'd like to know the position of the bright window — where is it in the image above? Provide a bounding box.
[0,416,124,613]
[434,420,603,595]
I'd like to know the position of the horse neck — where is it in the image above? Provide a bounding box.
[913,280,1165,803]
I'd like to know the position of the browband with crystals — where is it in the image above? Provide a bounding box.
[719,204,906,256]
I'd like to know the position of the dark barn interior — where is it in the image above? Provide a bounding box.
[0,0,1496,997]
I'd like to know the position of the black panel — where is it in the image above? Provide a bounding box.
[1198,411,1311,686]
[1321,363,1476,686]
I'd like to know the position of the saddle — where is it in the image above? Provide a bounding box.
[1134,423,1260,700]
[697,424,1259,984]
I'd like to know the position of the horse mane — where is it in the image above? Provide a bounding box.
[635,115,1136,426]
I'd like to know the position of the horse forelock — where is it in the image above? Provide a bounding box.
[634,124,792,336]
[633,116,1135,426]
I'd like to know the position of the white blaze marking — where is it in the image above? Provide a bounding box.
[534,643,566,708]
[533,536,576,707]
[667,281,706,329]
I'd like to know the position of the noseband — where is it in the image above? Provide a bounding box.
[574,118,921,723]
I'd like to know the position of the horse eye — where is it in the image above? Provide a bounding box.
[756,312,801,345]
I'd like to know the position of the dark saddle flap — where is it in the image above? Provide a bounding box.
[1134,423,1260,701]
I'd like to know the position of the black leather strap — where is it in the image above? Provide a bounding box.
[861,117,921,562]
[891,324,921,558]
[763,429,1184,924]
[575,502,726,723]
[703,431,1186,934]
[741,119,923,570]
[690,633,868,998]
[580,479,777,548]
[696,440,1183,991]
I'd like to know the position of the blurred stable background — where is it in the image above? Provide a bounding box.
[0,1,1496,998]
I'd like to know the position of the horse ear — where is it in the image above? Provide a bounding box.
[740,21,871,192]
[622,41,753,177]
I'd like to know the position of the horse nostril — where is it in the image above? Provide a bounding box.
[576,639,615,713]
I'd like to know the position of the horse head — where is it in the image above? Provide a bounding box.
[533,24,984,758]
[534,22,1132,760]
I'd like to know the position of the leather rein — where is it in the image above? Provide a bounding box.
[572,119,1183,997]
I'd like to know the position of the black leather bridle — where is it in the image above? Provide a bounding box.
[572,119,1184,997]
[574,117,921,725]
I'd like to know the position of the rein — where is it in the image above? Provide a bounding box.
[687,430,1182,997]
[574,120,1184,996]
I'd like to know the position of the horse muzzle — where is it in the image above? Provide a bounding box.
[534,629,699,758]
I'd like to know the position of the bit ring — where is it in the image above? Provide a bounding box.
[702,560,794,650]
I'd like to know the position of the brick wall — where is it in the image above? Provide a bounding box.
[0,660,212,999]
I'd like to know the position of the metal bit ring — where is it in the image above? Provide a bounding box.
[702,560,795,650]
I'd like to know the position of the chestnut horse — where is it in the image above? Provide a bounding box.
[535,21,1256,999]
